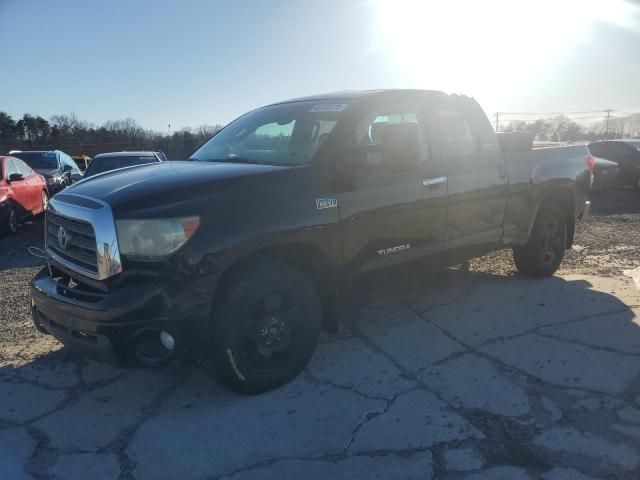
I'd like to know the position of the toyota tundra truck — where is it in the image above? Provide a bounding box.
[30,90,592,394]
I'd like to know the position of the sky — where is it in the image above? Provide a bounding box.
[1,0,640,132]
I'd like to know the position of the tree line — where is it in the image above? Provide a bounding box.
[2,111,640,160]
[500,113,640,142]
[0,112,222,159]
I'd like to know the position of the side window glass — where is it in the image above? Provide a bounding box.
[5,159,18,177]
[437,110,478,157]
[357,111,418,146]
[15,160,32,177]
[354,109,423,170]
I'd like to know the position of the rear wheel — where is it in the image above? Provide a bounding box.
[513,205,566,278]
[211,259,322,394]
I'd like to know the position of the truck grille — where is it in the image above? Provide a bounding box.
[46,212,98,274]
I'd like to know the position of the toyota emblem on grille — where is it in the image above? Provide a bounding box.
[57,226,70,250]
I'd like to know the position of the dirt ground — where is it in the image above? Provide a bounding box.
[1,188,639,479]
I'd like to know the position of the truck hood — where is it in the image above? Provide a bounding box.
[65,161,292,213]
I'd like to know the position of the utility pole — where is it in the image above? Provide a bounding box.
[494,112,500,132]
[604,109,613,136]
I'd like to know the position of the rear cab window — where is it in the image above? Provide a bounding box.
[85,155,159,176]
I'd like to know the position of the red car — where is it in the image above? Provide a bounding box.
[0,156,49,235]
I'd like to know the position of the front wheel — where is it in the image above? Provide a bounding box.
[5,207,18,235]
[211,259,322,394]
[41,191,49,212]
[513,205,566,278]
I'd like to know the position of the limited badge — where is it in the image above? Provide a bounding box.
[316,198,338,210]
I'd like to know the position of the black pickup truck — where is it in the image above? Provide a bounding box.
[31,90,592,394]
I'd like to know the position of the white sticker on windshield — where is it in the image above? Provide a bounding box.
[309,104,348,113]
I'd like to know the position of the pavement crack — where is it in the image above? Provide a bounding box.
[302,370,390,402]
[534,331,640,357]
[100,371,188,480]
[473,307,636,351]
[24,425,57,480]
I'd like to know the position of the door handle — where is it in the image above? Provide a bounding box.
[498,163,507,179]
[422,176,447,188]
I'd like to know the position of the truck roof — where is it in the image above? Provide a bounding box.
[270,89,448,106]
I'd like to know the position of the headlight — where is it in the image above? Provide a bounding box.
[116,216,200,259]
[46,176,62,185]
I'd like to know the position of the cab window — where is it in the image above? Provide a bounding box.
[354,108,423,170]
[436,109,478,157]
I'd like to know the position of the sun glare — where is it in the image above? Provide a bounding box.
[374,0,637,106]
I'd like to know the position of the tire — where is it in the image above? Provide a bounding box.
[4,207,18,235]
[211,259,322,394]
[513,205,566,278]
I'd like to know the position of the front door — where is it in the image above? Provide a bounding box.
[337,96,448,273]
[5,159,32,213]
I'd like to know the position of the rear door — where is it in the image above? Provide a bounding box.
[337,95,448,272]
[425,97,508,246]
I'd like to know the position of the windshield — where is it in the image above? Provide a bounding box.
[85,155,158,177]
[12,151,58,169]
[189,101,348,166]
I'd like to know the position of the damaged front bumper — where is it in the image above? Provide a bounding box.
[30,265,219,366]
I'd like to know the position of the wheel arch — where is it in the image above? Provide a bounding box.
[534,186,576,249]
[212,242,339,332]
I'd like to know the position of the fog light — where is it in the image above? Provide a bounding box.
[160,331,175,351]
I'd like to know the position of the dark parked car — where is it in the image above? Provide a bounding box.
[0,156,48,235]
[592,157,619,191]
[10,150,83,194]
[83,151,165,178]
[31,90,592,394]
[588,139,640,189]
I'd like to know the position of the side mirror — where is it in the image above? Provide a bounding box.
[62,164,73,173]
[8,173,24,182]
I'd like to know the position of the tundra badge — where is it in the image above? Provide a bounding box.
[377,244,411,256]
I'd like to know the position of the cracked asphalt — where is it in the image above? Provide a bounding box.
[1,189,640,480]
